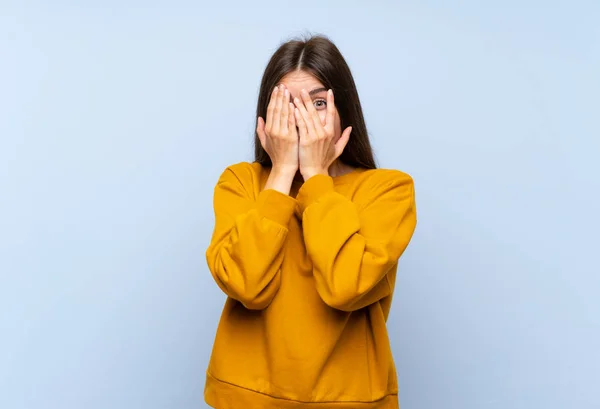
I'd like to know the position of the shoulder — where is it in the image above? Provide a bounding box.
[215,161,266,192]
[359,168,414,192]
[350,168,415,209]
[219,161,263,181]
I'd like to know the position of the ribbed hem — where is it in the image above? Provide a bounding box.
[296,174,335,215]
[204,372,398,409]
[256,189,297,227]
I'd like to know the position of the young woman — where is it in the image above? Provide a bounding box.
[204,35,417,409]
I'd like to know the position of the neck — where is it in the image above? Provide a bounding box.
[328,160,349,177]
[293,160,352,184]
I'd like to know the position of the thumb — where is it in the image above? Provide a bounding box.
[334,126,352,159]
[256,116,267,148]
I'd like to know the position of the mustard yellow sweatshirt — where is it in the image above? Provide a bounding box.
[204,161,417,409]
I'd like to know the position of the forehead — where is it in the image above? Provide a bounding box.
[280,70,324,90]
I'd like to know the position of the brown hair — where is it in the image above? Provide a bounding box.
[254,34,377,169]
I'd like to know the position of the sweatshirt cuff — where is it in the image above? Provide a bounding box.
[296,174,335,214]
[256,189,297,227]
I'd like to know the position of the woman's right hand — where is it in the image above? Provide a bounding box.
[257,84,299,174]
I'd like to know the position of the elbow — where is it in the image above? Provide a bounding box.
[218,270,281,311]
[206,245,281,310]
[240,299,272,310]
[235,286,278,310]
[317,288,362,312]
[325,300,357,313]
[316,276,392,312]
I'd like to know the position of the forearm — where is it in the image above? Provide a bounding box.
[297,172,416,311]
[264,166,296,195]
[208,166,298,309]
[303,198,395,311]
[207,210,288,310]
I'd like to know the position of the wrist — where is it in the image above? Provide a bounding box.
[271,165,297,178]
[265,165,297,195]
[300,167,328,180]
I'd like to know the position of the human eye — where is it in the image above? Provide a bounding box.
[313,99,327,110]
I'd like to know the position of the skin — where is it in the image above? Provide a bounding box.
[256,70,354,196]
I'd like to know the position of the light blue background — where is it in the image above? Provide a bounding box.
[1,1,599,408]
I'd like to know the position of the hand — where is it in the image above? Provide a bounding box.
[257,84,299,174]
[293,88,352,180]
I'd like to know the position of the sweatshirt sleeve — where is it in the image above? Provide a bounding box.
[205,164,297,310]
[296,170,416,312]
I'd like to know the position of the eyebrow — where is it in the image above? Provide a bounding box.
[290,87,328,101]
[308,87,328,97]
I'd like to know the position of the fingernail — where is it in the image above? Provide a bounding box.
[274,85,278,92]
[328,89,333,96]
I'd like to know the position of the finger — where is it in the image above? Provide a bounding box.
[257,116,267,148]
[280,87,290,133]
[294,95,317,139]
[288,102,296,131]
[294,107,308,142]
[272,85,284,134]
[300,88,324,136]
[334,126,352,159]
[265,86,278,132]
[325,89,335,128]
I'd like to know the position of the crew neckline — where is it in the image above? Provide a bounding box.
[291,167,368,185]
[331,167,368,183]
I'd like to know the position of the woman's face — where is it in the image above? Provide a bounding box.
[279,70,342,142]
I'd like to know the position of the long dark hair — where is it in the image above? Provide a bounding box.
[254,34,377,169]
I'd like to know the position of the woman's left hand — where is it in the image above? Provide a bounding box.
[293,89,352,180]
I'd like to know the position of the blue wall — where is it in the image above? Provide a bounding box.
[1,1,598,408]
